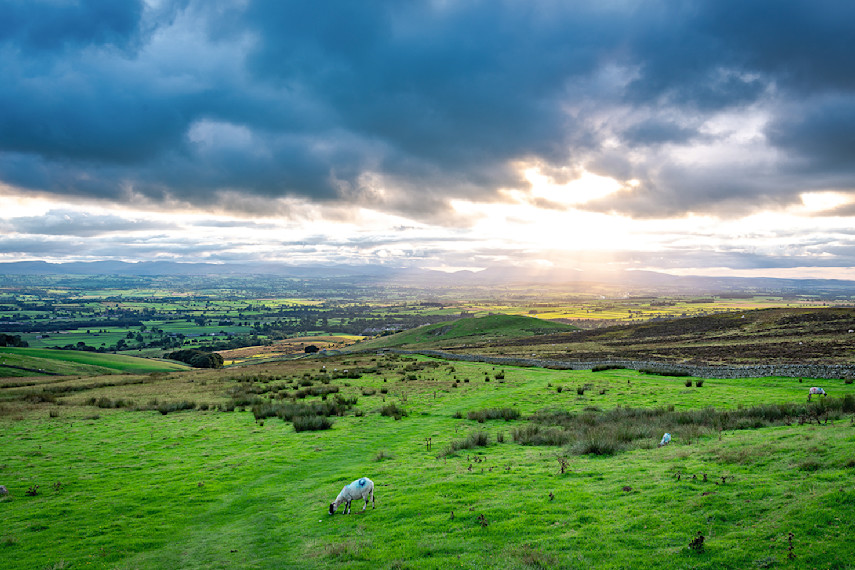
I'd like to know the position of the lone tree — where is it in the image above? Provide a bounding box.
[304,345,320,354]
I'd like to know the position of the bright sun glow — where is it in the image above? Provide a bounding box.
[799,191,853,213]
[523,167,623,206]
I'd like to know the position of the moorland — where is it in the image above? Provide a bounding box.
[2,272,855,569]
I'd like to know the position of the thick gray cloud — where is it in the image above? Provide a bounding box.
[0,210,172,236]
[0,0,854,220]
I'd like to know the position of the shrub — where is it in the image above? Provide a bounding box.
[685,380,693,387]
[592,365,626,372]
[695,379,705,387]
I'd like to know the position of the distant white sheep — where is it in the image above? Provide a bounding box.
[808,387,827,401]
[329,477,375,515]
[658,433,671,447]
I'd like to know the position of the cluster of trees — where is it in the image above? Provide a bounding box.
[165,349,224,369]
[0,333,28,347]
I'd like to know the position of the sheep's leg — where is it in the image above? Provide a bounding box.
[362,495,368,511]
[371,489,375,509]
[345,499,351,514]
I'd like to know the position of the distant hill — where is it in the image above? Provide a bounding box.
[0,347,190,378]
[4,260,855,296]
[355,313,579,350]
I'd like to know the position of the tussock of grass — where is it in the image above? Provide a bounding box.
[466,407,520,422]
[155,401,196,415]
[440,430,490,456]
[251,395,356,423]
[86,396,133,409]
[292,415,333,432]
[379,403,408,420]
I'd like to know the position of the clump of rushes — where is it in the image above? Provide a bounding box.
[380,403,408,420]
[440,431,490,456]
[292,415,332,432]
[466,408,521,423]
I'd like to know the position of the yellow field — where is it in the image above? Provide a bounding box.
[218,335,364,365]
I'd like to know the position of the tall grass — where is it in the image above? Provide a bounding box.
[251,394,357,423]
[466,407,520,422]
[380,403,408,420]
[440,431,490,456]
[292,415,333,432]
[514,398,853,455]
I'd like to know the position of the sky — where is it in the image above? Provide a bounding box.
[2,0,855,278]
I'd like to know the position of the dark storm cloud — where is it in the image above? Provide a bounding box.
[0,0,144,53]
[1,0,854,219]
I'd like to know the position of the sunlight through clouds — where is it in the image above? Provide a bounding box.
[2,1,855,278]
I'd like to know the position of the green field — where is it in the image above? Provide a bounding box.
[2,353,854,569]
[0,347,189,377]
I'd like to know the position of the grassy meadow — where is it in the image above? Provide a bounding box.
[0,347,190,377]
[2,353,855,569]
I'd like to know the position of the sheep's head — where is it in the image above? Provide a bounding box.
[329,502,337,515]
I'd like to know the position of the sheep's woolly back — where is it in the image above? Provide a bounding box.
[337,477,373,502]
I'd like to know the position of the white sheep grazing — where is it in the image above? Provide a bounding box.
[329,477,375,515]
[658,433,672,447]
[808,386,827,401]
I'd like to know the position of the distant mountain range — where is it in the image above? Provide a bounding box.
[2,260,855,296]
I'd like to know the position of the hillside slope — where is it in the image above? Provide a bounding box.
[356,308,855,365]
[0,347,190,377]
[354,313,578,350]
